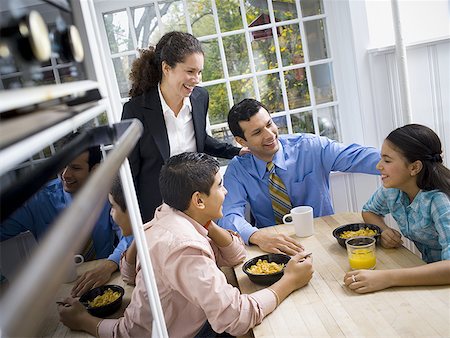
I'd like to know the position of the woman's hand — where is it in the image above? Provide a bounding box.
[238,147,251,156]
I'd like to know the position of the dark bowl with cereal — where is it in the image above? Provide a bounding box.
[79,284,124,317]
[242,253,291,285]
[332,223,382,248]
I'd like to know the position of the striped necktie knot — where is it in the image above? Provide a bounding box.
[266,162,292,224]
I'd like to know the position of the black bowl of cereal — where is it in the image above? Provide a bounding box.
[242,253,291,285]
[79,284,124,317]
[332,223,381,248]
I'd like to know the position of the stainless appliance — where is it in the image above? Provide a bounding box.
[0,0,86,90]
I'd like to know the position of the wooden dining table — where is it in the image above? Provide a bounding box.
[234,212,450,338]
[37,259,134,337]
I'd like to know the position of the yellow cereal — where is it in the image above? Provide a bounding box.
[339,227,378,239]
[247,259,284,275]
[88,288,121,308]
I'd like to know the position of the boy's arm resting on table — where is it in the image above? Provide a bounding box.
[71,235,133,297]
[207,222,246,267]
[120,240,137,285]
[344,260,450,294]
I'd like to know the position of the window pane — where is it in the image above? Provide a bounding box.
[272,115,288,135]
[273,0,298,21]
[257,72,283,113]
[159,1,187,32]
[103,11,132,54]
[231,78,255,104]
[217,0,243,32]
[112,54,136,98]
[279,24,304,67]
[251,31,277,71]
[223,34,250,77]
[304,19,329,61]
[318,106,340,140]
[310,63,335,104]
[132,5,159,48]
[211,126,235,145]
[284,68,310,109]
[245,0,269,27]
[59,65,82,83]
[187,0,215,37]
[300,0,323,17]
[202,39,224,81]
[291,111,314,134]
[205,83,229,124]
[1,76,22,90]
[33,69,56,86]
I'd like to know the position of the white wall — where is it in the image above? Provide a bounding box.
[366,0,450,48]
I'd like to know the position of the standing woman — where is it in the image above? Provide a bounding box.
[122,31,245,222]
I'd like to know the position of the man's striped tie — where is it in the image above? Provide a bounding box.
[267,161,292,224]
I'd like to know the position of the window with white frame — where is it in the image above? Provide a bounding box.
[99,0,340,146]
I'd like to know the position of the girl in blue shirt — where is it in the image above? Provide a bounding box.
[344,124,450,293]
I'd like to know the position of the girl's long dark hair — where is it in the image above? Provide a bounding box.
[128,31,203,98]
[386,124,450,196]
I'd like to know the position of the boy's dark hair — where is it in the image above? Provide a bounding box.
[61,131,101,170]
[387,123,450,195]
[129,31,204,97]
[110,176,126,212]
[227,98,269,140]
[159,152,220,211]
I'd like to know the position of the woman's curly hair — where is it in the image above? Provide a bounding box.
[128,31,203,98]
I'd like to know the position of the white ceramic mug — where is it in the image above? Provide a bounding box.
[65,254,84,283]
[282,206,314,237]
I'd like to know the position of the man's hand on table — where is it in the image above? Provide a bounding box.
[71,260,118,297]
[58,297,100,336]
[249,231,304,255]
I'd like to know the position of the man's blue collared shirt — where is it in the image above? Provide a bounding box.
[0,178,132,264]
[219,134,380,244]
[363,187,450,263]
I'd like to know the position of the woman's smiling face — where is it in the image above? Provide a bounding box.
[161,52,204,99]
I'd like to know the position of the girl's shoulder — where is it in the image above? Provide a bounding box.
[422,189,450,205]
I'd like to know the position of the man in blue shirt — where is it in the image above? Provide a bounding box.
[218,99,380,255]
[1,138,132,297]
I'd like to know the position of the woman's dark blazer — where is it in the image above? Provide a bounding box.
[121,86,240,222]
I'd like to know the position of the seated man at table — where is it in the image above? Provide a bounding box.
[58,152,313,337]
[218,98,380,255]
[0,133,133,296]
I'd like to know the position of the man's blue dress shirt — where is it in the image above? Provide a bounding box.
[219,134,380,244]
[363,187,450,263]
[0,178,132,265]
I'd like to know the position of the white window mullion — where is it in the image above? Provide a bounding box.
[210,0,234,110]
[154,0,165,34]
[239,0,260,100]
[182,0,193,35]
[126,7,139,50]
[296,0,319,135]
[267,0,292,133]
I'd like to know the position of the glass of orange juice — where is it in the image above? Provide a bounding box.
[346,236,376,270]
